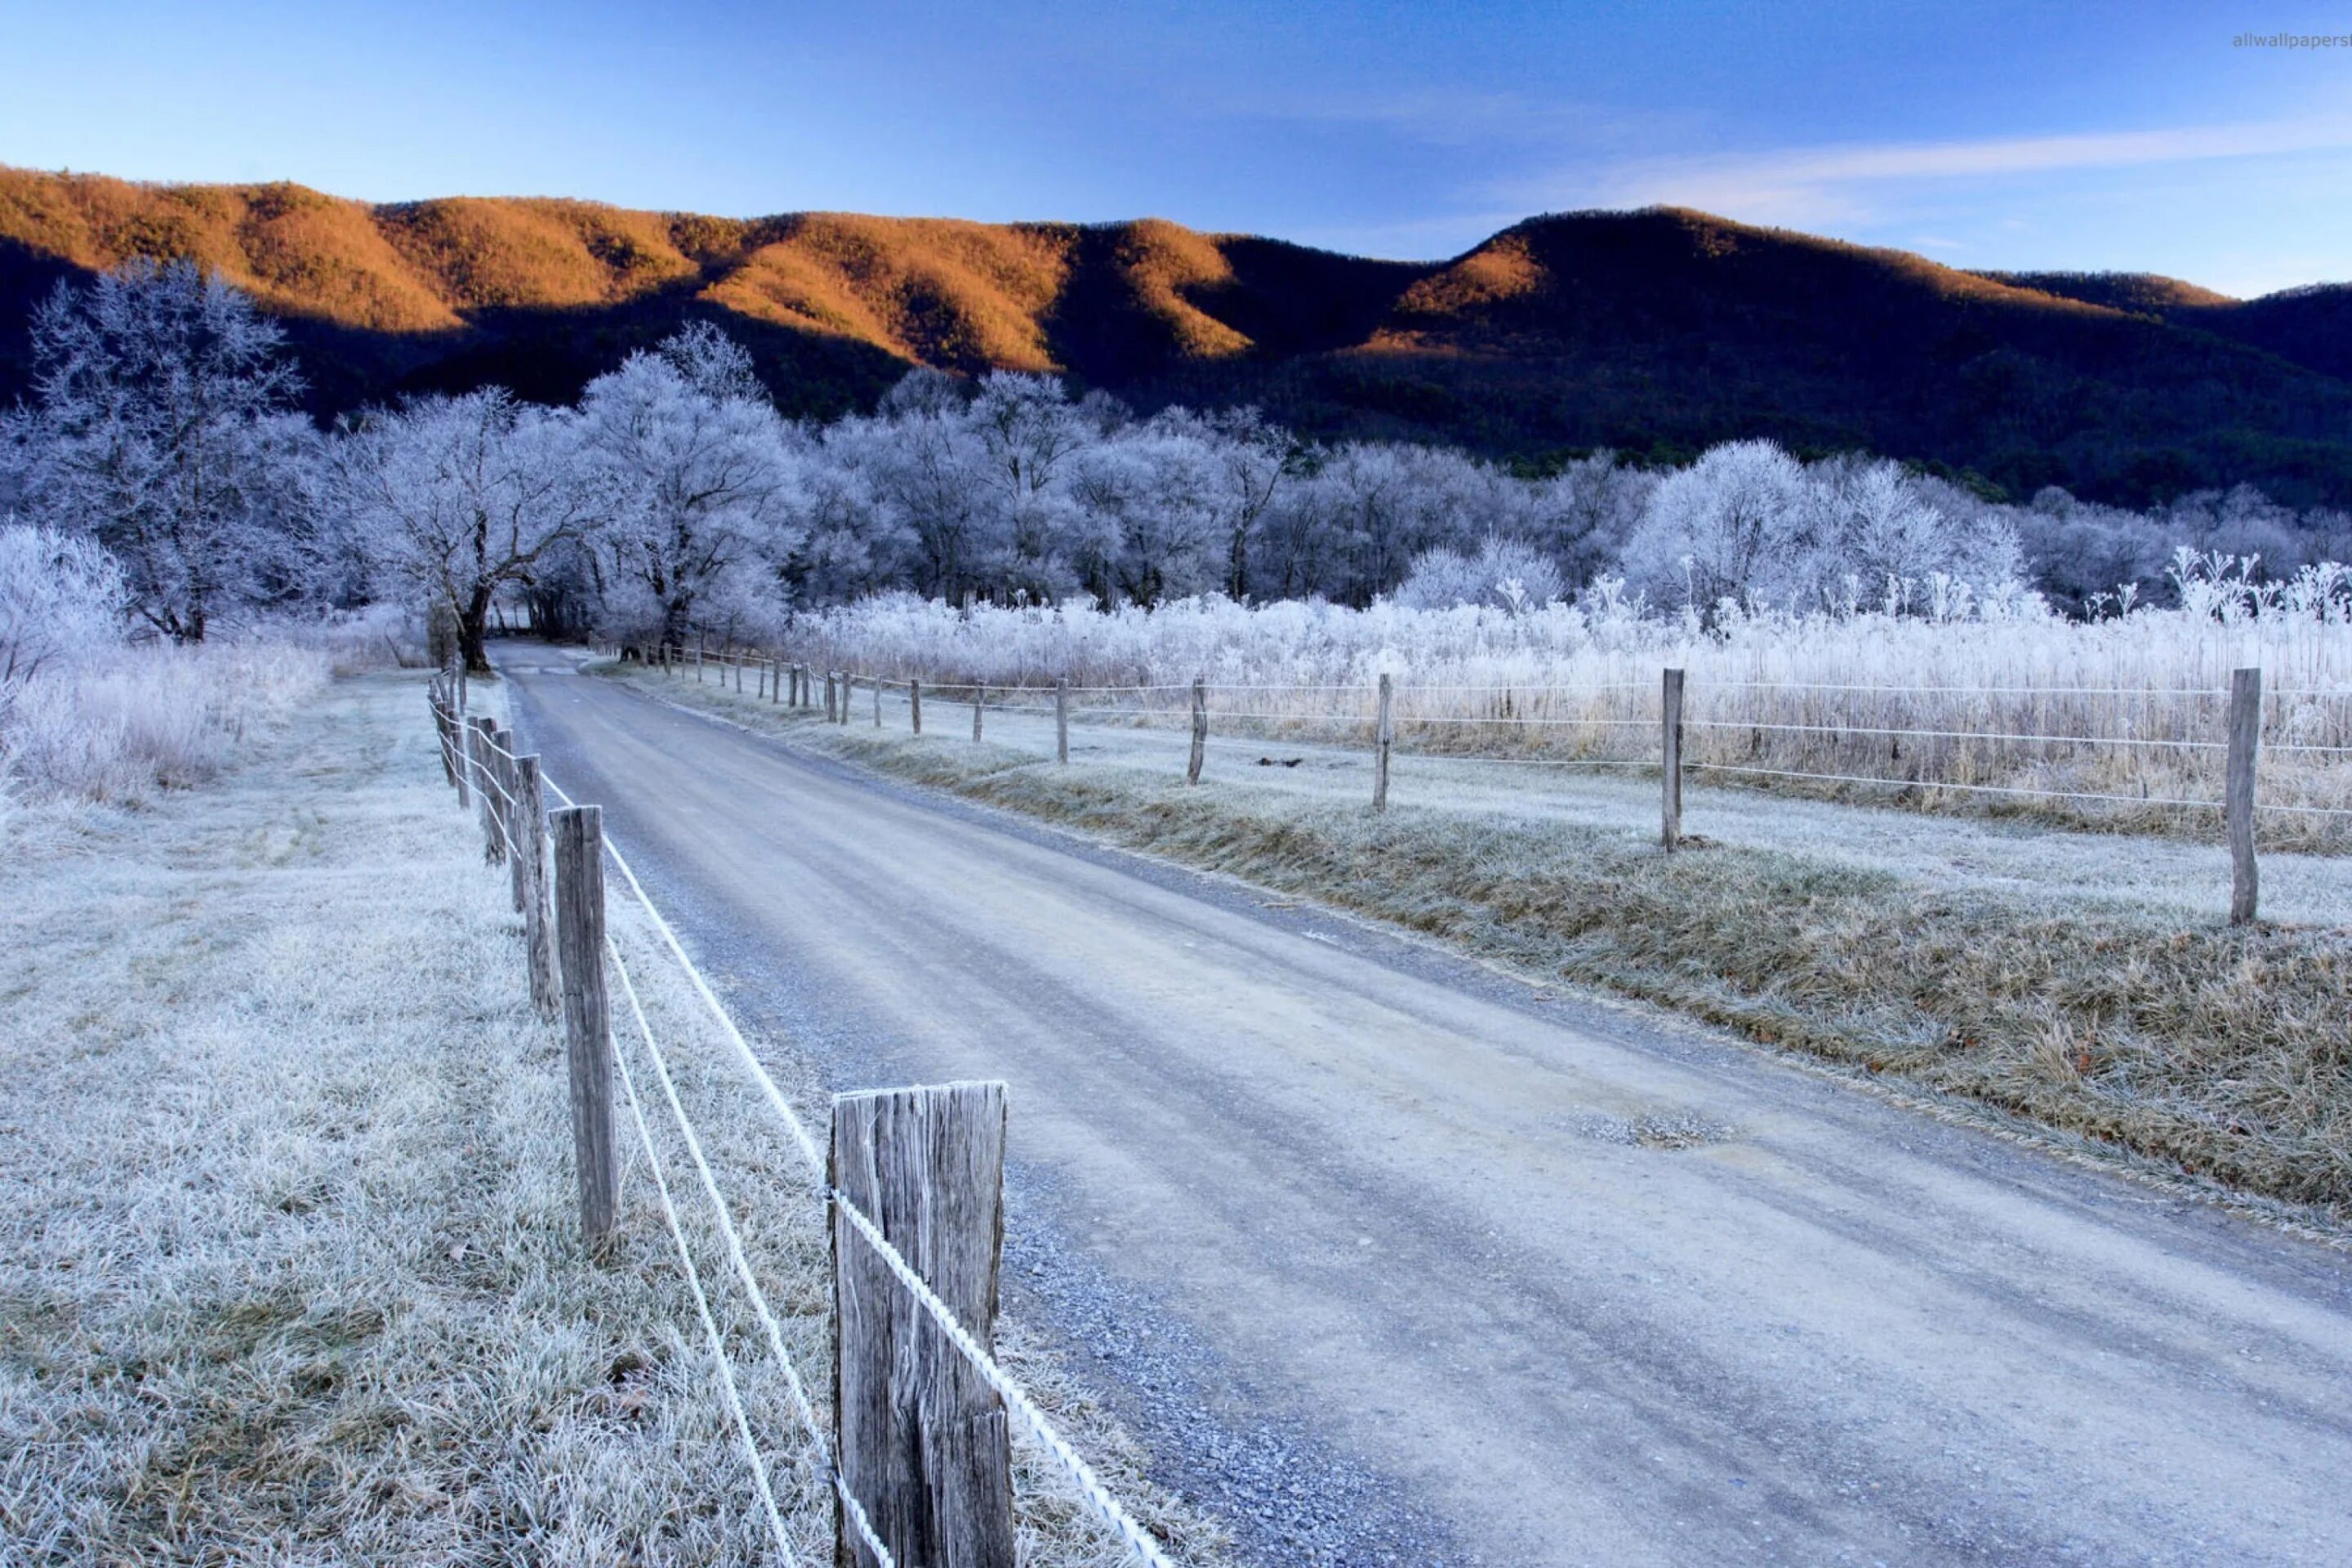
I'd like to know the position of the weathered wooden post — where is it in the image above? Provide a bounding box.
[494,725,525,909]
[1187,678,1207,785]
[826,670,839,724]
[431,680,461,790]
[874,679,883,727]
[515,755,559,1017]
[1374,672,1394,812]
[831,1082,1016,1568]
[797,663,811,710]
[551,806,618,1252]
[911,679,923,735]
[972,686,984,742]
[1055,678,1070,764]
[2229,666,2261,924]
[837,672,852,726]
[481,720,509,888]
[1662,667,1686,851]
[449,684,473,809]
[470,719,505,865]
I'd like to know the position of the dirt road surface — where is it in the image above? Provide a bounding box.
[502,648,2352,1567]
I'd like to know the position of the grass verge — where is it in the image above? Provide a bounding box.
[613,663,2352,1229]
[0,671,1221,1566]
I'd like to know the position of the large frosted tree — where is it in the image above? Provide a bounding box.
[13,260,317,639]
[334,387,602,671]
[579,323,802,649]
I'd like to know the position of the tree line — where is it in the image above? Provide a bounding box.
[6,261,2349,670]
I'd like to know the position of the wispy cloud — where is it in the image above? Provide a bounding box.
[1509,114,2352,226]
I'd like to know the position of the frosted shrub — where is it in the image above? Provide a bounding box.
[1395,537,1566,612]
[0,521,124,688]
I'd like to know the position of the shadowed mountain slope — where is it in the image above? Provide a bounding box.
[3,168,2350,504]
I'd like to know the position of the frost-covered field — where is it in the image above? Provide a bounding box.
[0,672,1205,1566]
[773,570,2352,849]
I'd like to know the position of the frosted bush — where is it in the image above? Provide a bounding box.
[0,521,124,686]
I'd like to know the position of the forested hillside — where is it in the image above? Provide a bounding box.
[4,167,2350,506]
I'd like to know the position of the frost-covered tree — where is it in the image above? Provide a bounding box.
[1806,456,2022,613]
[1183,406,1292,601]
[1620,439,1813,615]
[580,325,802,649]
[1394,535,1566,612]
[333,388,601,671]
[1527,451,1655,591]
[11,261,317,639]
[781,430,913,607]
[1066,416,1224,606]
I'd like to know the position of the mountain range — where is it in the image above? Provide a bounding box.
[4,167,2350,506]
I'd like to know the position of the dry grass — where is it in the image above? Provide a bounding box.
[0,671,1222,1566]
[626,660,2352,1226]
[2,641,334,808]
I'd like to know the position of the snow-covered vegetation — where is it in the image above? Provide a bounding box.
[770,551,2352,846]
[5,258,2352,823]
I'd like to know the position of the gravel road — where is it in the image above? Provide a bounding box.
[504,648,2352,1567]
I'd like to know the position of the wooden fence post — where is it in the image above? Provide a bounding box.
[516,755,559,1017]
[450,688,473,808]
[431,681,461,790]
[470,719,505,865]
[1055,678,1069,764]
[911,679,923,735]
[973,686,984,742]
[551,806,618,1252]
[1187,678,1207,785]
[874,678,883,727]
[2229,666,2261,924]
[825,670,838,724]
[1662,667,1686,851]
[831,1082,1016,1568]
[839,672,853,726]
[1374,673,1393,812]
[483,720,507,886]
[495,725,525,907]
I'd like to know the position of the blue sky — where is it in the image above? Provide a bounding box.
[3,0,2350,296]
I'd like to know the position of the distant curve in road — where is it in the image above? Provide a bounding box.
[501,647,2352,1568]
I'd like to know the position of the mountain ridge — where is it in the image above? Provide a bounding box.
[4,167,2350,505]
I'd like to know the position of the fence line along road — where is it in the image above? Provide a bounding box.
[430,673,1181,1568]
[675,654,2290,924]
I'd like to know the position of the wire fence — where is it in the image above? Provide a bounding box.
[428,668,1181,1568]
[703,657,2347,852]
[644,653,2302,919]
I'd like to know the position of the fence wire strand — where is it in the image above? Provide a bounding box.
[608,940,898,1568]
[607,995,809,1568]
